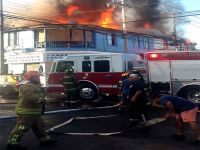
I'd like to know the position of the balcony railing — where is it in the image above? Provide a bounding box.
[35,41,95,49]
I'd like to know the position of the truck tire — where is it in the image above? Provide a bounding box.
[178,86,200,103]
[78,84,99,101]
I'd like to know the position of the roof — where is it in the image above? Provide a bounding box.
[3,24,170,39]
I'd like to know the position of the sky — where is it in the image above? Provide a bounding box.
[180,0,200,48]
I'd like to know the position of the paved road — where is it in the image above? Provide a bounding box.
[1,99,200,150]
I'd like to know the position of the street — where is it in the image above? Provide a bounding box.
[1,97,200,150]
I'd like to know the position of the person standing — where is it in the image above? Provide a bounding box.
[7,71,57,150]
[152,94,200,144]
[128,73,148,122]
[62,67,79,108]
[118,74,131,111]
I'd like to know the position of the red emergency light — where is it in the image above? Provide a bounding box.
[149,53,158,58]
[147,51,200,60]
[146,53,163,60]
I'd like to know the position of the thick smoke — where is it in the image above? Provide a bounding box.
[54,0,168,33]
[4,0,185,35]
[133,0,161,27]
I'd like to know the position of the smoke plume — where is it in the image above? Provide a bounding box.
[4,0,185,35]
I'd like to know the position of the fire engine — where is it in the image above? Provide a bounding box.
[47,53,146,101]
[146,50,200,103]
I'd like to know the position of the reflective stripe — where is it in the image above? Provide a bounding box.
[48,84,64,87]
[113,85,118,88]
[98,84,113,88]
[15,108,42,115]
[98,84,118,88]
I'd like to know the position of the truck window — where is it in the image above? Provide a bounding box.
[82,61,91,72]
[56,61,74,72]
[94,60,110,72]
[127,61,133,70]
[51,62,56,72]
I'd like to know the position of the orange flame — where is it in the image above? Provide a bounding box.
[98,8,118,29]
[53,5,119,29]
[144,22,152,29]
[66,5,79,16]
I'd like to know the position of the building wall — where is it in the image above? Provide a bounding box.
[4,26,170,73]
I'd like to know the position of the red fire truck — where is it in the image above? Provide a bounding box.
[146,50,200,103]
[47,53,146,101]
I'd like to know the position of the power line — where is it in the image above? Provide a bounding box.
[160,2,200,26]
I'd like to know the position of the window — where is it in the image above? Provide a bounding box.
[8,32,19,46]
[35,30,45,42]
[8,32,14,46]
[71,29,84,41]
[107,33,116,46]
[94,60,110,72]
[56,61,74,72]
[138,36,142,49]
[143,37,149,49]
[133,36,139,48]
[127,61,133,70]
[82,61,91,72]
[85,31,93,42]
[46,29,70,41]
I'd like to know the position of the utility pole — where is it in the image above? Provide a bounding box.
[0,0,4,74]
[172,13,177,43]
[121,0,128,53]
[172,13,181,50]
[108,0,128,53]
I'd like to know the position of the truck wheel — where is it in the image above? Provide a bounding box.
[179,86,200,103]
[78,84,99,101]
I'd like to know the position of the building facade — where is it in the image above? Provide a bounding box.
[3,24,175,86]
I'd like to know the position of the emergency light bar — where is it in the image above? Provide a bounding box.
[147,51,200,60]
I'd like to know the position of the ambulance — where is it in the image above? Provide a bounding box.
[47,52,146,101]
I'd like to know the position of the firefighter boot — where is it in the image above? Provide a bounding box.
[40,138,58,146]
[7,144,27,150]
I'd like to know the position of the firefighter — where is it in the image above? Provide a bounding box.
[118,73,131,111]
[128,73,148,122]
[62,67,79,108]
[7,71,57,150]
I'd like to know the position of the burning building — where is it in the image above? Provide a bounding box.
[3,0,189,86]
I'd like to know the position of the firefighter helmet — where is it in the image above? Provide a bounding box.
[24,71,40,81]
[66,67,74,74]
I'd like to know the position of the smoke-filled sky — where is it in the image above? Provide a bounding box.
[3,0,200,46]
[181,0,200,48]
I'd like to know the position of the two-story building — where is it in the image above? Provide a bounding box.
[3,24,177,86]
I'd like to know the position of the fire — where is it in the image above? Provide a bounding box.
[66,5,79,16]
[98,8,119,29]
[144,22,152,29]
[53,5,119,29]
